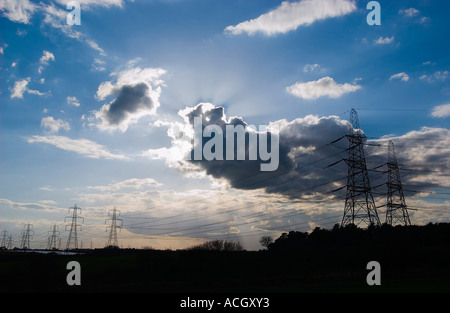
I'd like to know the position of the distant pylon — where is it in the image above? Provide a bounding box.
[1,230,7,248]
[65,204,84,250]
[341,109,381,227]
[105,207,122,248]
[385,141,411,226]
[20,223,33,250]
[7,235,13,249]
[47,224,60,250]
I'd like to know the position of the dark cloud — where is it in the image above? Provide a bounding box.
[105,83,153,125]
[184,103,352,198]
[174,104,449,203]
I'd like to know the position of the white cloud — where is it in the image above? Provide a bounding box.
[420,71,449,82]
[10,77,49,98]
[26,135,129,160]
[92,66,167,132]
[86,39,106,56]
[66,96,80,107]
[55,0,124,9]
[431,103,450,118]
[399,8,420,17]
[10,78,30,98]
[286,76,361,100]
[87,178,162,192]
[0,198,57,211]
[224,0,356,36]
[38,50,55,74]
[0,0,37,24]
[389,72,410,82]
[40,2,82,39]
[375,36,394,45]
[41,116,71,133]
[92,58,106,72]
[303,63,320,73]
[371,127,450,188]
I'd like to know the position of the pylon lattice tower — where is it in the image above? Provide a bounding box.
[7,235,13,250]
[385,140,411,226]
[65,204,84,250]
[341,109,381,227]
[47,224,60,250]
[1,230,7,248]
[106,207,122,248]
[20,223,34,250]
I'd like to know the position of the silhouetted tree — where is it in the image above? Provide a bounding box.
[259,235,273,249]
[186,240,243,251]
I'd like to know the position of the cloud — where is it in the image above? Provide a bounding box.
[303,63,321,73]
[420,71,449,82]
[66,96,80,107]
[375,36,394,45]
[92,58,106,72]
[26,135,129,160]
[224,0,356,36]
[55,0,124,9]
[0,198,57,211]
[92,66,166,132]
[38,50,55,74]
[41,116,71,133]
[431,103,450,118]
[286,76,361,100]
[0,0,37,24]
[399,7,430,24]
[370,127,450,189]
[145,103,450,208]
[40,2,82,39]
[10,78,49,98]
[87,178,162,192]
[389,72,410,82]
[10,78,29,98]
[86,39,107,56]
[399,8,420,17]
[144,103,352,198]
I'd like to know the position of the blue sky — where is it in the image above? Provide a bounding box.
[1,0,449,250]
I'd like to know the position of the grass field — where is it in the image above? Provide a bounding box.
[1,245,449,293]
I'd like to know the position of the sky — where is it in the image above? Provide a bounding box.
[0,0,449,251]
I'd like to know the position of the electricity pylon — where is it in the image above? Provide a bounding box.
[1,230,7,248]
[7,235,13,249]
[20,223,34,250]
[385,140,411,226]
[105,207,122,248]
[47,224,60,250]
[341,109,381,227]
[65,204,84,250]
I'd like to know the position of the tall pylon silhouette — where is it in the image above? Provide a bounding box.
[65,204,84,250]
[341,109,381,227]
[385,140,411,226]
[106,207,122,248]
[1,230,7,248]
[20,223,33,250]
[47,224,60,250]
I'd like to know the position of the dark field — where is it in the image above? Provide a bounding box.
[1,244,449,294]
